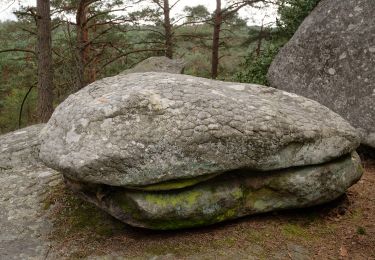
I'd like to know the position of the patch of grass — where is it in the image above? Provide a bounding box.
[44,184,126,257]
[351,209,363,221]
[357,226,366,235]
[281,223,310,240]
[245,229,264,243]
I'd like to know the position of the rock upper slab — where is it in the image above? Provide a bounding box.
[40,72,360,186]
[267,0,375,147]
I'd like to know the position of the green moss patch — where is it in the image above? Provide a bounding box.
[128,173,219,191]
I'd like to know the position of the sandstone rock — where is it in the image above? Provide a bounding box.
[39,72,363,229]
[0,124,45,170]
[267,0,375,148]
[121,56,186,75]
[64,152,362,230]
[0,126,61,259]
[39,72,360,187]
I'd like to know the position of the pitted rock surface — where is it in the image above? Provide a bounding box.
[40,72,360,187]
[0,126,61,259]
[121,56,186,75]
[267,0,375,148]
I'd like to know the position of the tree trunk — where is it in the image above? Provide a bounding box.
[36,0,54,122]
[211,0,222,79]
[76,0,90,89]
[256,21,265,57]
[88,23,97,83]
[163,0,173,59]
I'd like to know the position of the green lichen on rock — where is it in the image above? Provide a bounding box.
[128,173,219,191]
[64,152,363,230]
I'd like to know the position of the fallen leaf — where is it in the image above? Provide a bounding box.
[340,246,348,258]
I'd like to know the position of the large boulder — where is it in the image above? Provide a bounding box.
[267,0,375,148]
[40,72,362,229]
[121,56,186,75]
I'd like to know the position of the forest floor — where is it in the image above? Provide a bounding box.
[45,159,375,260]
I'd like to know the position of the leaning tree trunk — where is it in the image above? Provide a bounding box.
[36,0,54,122]
[163,0,173,59]
[211,0,222,79]
[76,0,90,89]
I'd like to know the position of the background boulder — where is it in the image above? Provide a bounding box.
[267,0,375,148]
[121,56,186,75]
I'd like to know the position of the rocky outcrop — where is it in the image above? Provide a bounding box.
[40,72,362,229]
[0,124,45,170]
[267,0,375,148]
[0,125,61,259]
[121,56,186,75]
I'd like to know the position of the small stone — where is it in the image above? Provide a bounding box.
[328,68,336,75]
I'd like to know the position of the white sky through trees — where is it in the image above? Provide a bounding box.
[0,0,277,25]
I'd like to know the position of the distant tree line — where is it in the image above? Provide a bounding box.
[0,0,319,133]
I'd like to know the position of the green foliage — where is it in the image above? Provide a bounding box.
[277,0,321,37]
[236,43,282,85]
[183,5,210,23]
[0,1,322,134]
[0,87,37,133]
[0,21,38,134]
[357,226,366,235]
[236,0,321,85]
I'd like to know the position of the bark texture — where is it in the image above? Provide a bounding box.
[163,0,173,59]
[76,0,90,89]
[211,0,222,79]
[36,0,54,122]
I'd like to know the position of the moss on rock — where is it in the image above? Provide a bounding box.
[63,152,363,230]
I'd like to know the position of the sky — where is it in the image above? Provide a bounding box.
[0,0,278,25]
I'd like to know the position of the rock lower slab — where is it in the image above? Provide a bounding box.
[64,152,362,230]
[267,0,375,148]
[40,72,360,187]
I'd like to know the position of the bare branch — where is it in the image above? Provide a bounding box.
[0,48,36,55]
